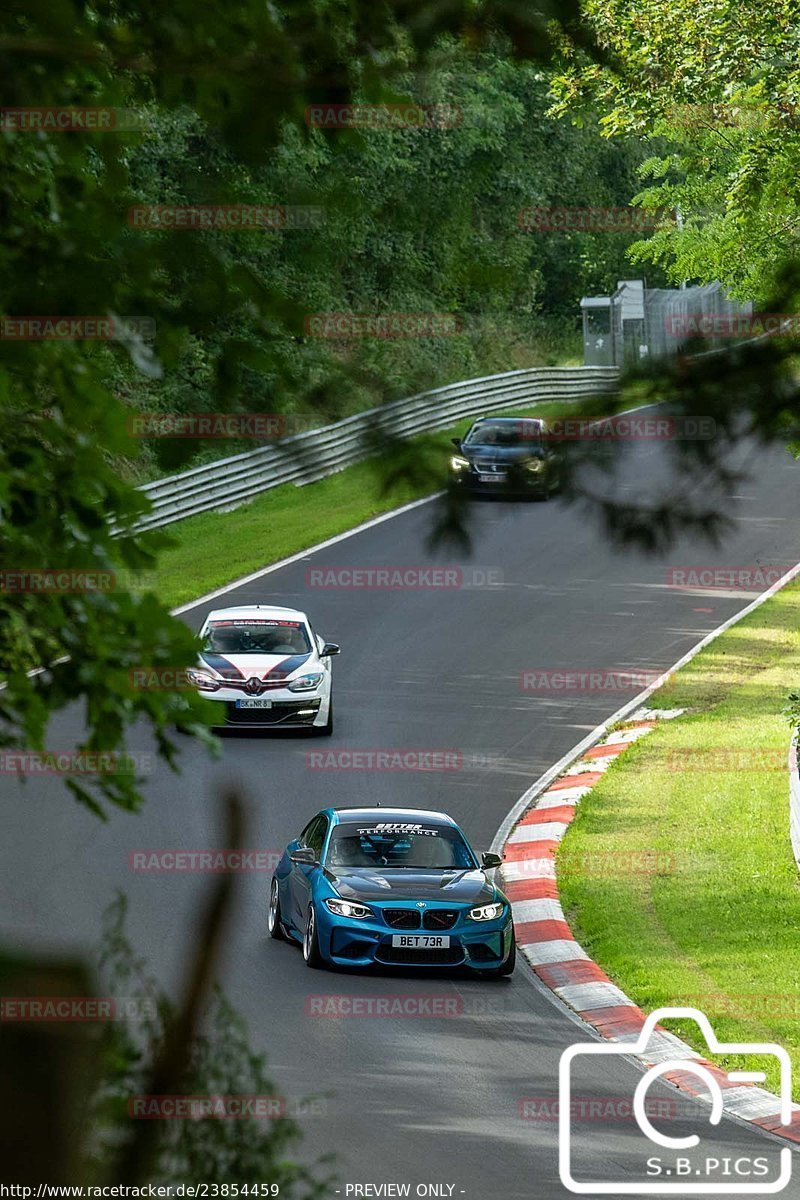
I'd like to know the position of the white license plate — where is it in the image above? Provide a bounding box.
[236,698,273,709]
[391,935,450,949]
[478,472,506,483]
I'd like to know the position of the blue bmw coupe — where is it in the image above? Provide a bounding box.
[268,806,515,976]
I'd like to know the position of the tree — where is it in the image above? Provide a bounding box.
[0,1,636,815]
[549,0,800,300]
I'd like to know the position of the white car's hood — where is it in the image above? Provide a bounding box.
[198,650,314,682]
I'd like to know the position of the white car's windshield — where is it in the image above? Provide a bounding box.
[327,821,477,870]
[204,620,311,655]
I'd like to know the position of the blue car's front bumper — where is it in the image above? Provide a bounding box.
[314,901,514,971]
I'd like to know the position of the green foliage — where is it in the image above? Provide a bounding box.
[91,896,331,1188]
[0,2,651,815]
[550,0,800,300]
[116,50,648,481]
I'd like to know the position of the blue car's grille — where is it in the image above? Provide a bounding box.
[423,910,458,931]
[377,945,464,966]
[383,909,421,930]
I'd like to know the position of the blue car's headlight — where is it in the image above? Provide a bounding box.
[324,897,372,919]
[468,902,505,922]
[288,672,324,692]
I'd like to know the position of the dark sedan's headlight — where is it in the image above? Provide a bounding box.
[450,455,470,472]
[525,458,545,473]
[324,898,372,919]
[468,902,505,922]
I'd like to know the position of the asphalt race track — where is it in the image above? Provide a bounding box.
[3,434,800,1197]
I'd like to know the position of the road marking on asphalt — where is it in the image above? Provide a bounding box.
[170,493,442,615]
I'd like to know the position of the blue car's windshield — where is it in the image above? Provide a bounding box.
[327,821,476,870]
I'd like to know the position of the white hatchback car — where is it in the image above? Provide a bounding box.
[189,604,339,734]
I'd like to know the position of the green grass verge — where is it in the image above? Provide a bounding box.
[557,582,800,1097]
[149,402,570,610]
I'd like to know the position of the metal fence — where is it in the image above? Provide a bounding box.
[132,365,619,531]
[581,280,753,367]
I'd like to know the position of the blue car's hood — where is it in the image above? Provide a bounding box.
[326,867,496,905]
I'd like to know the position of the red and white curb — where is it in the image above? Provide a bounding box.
[501,707,800,1146]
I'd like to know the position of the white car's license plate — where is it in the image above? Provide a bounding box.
[478,472,506,483]
[391,935,450,948]
[236,698,273,709]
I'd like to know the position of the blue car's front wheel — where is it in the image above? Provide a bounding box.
[268,879,287,941]
[302,906,324,968]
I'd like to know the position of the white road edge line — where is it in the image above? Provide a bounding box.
[170,493,443,616]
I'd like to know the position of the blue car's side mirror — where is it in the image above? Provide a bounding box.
[482,852,503,869]
[291,847,318,865]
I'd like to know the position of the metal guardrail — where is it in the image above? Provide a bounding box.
[133,365,619,531]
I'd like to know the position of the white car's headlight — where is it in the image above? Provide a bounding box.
[468,902,505,922]
[450,455,470,471]
[325,898,372,919]
[187,668,220,692]
[287,672,324,692]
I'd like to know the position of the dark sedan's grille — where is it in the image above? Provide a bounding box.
[378,946,464,965]
[474,460,505,473]
[422,910,458,931]
[383,909,421,930]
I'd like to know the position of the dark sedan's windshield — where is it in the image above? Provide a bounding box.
[204,620,311,655]
[464,419,544,448]
[327,821,477,870]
